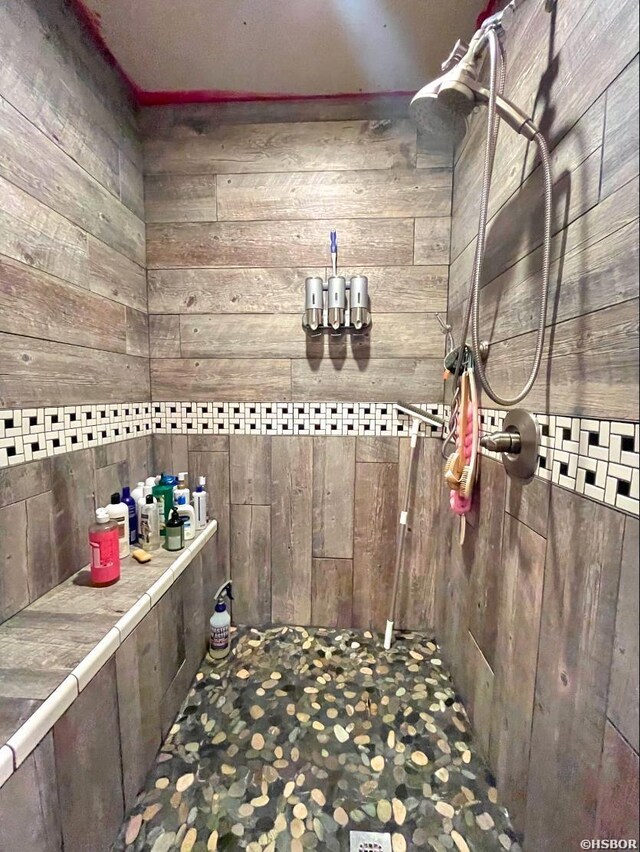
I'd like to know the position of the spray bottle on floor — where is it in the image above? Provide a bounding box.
[209,580,234,660]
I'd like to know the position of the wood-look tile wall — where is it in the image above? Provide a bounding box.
[142,101,452,402]
[440,3,639,849]
[0,0,151,621]
[154,433,446,633]
[0,535,218,851]
[449,0,639,421]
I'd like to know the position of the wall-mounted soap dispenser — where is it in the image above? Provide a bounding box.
[302,231,371,335]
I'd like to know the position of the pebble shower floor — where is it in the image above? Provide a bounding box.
[113,627,522,852]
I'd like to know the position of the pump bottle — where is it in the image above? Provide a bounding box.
[194,476,207,530]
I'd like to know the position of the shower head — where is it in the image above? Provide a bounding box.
[409,75,471,148]
[395,402,445,429]
[411,28,540,146]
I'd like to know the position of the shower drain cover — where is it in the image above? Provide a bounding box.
[349,830,392,852]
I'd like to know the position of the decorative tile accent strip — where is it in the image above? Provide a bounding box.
[478,409,640,517]
[152,401,445,437]
[0,403,152,468]
[1,401,637,516]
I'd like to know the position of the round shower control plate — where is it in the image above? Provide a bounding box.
[501,408,540,482]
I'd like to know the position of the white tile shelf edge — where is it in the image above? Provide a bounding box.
[1,519,218,786]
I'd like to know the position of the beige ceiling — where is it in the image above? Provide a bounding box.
[77,0,483,101]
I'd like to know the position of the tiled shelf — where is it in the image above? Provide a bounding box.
[0,520,218,786]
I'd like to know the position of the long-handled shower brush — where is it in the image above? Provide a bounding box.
[384,402,445,651]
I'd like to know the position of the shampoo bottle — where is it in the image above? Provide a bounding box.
[121,486,138,546]
[131,481,145,506]
[153,474,177,535]
[209,581,234,660]
[107,492,130,558]
[194,476,207,530]
[139,495,161,551]
[89,508,121,586]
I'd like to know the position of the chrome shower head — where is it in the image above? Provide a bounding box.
[409,75,470,148]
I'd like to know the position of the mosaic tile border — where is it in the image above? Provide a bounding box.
[0,403,152,468]
[1,401,637,516]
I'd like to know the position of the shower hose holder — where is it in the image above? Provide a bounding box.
[480,408,540,481]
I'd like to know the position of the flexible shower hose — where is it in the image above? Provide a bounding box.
[460,26,553,408]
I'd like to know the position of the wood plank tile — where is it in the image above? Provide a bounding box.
[0,96,144,265]
[230,436,272,505]
[505,475,551,538]
[352,462,398,630]
[0,458,52,510]
[462,632,494,760]
[188,434,229,453]
[118,150,145,221]
[148,267,323,315]
[525,488,625,852]
[50,449,96,585]
[147,218,414,269]
[292,358,443,403]
[26,491,60,603]
[156,583,186,700]
[0,501,28,624]
[230,504,271,625]
[452,219,639,346]
[126,307,150,358]
[312,559,353,628]
[450,146,603,304]
[0,0,137,174]
[0,0,120,197]
[140,97,410,138]
[149,315,181,358]
[595,722,640,841]
[144,119,416,174]
[217,168,451,221]
[395,439,443,630]
[449,173,639,311]
[271,437,313,625]
[180,313,445,359]
[88,236,147,313]
[0,255,126,354]
[312,437,355,559]
[0,333,150,408]
[152,358,292,402]
[479,299,639,420]
[126,436,155,485]
[356,436,399,463]
[152,434,188,476]
[0,175,87,288]
[451,90,606,264]
[95,461,128,509]
[490,514,546,834]
[607,518,639,752]
[188,451,230,581]
[54,658,124,852]
[414,217,451,265]
[0,695,40,747]
[0,733,62,851]
[115,608,162,810]
[602,56,639,199]
[149,265,447,315]
[145,174,217,223]
[467,458,507,669]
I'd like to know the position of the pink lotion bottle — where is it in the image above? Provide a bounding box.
[89,508,121,586]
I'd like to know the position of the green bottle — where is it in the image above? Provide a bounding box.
[164,508,184,552]
[152,473,176,535]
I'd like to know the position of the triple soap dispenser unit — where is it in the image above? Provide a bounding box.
[302,230,371,335]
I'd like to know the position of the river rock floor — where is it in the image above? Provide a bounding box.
[113,626,521,852]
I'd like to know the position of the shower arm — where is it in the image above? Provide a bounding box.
[464,77,539,141]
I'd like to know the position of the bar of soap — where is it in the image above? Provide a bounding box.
[131,548,152,564]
